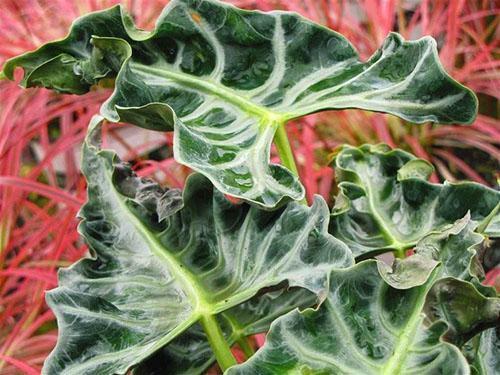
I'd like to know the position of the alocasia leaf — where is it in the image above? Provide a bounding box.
[44,115,353,374]
[148,215,497,375]
[424,279,499,345]
[369,215,499,343]
[228,261,500,375]
[330,144,500,258]
[1,0,478,207]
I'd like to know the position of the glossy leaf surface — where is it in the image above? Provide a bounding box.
[2,0,477,207]
[330,144,500,258]
[44,116,352,374]
[377,214,489,290]
[228,261,500,375]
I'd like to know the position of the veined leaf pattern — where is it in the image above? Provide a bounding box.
[43,116,352,374]
[2,0,478,207]
[133,288,316,375]
[228,261,500,375]
[377,214,492,291]
[330,144,500,258]
[463,328,500,375]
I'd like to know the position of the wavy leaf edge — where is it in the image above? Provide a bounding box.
[1,0,479,208]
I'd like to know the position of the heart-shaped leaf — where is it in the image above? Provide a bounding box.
[44,116,353,374]
[1,0,477,207]
[330,144,500,258]
[229,220,500,374]
[228,261,500,375]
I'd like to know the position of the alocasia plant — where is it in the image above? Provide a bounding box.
[227,261,499,375]
[1,0,498,374]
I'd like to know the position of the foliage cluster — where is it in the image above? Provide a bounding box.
[0,0,498,374]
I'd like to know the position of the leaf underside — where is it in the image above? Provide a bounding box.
[2,0,478,207]
[330,144,500,259]
[44,116,352,374]
[377,214,492,293]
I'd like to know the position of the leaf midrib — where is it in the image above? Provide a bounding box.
[380,271,438,374]
[103,157,274,316]
[360,165,411,251]
[133,63,290,123]
[102,163,206,312]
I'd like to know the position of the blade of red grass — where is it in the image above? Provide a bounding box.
[0,355,39,375]
[0,177,83,208]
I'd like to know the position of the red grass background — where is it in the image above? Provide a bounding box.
[0,0,498,373]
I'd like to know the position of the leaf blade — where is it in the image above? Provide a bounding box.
[229,217,500,374]
[2,0,478,207]
[330,144,500,258]
[43,116,352,374]
[228,261,499,375]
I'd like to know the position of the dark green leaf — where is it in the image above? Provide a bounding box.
[330,144,500,258]
[378,214,491,291]
[425,279,499,345]
[2,0,477,207]
[133,288,315,375]
[43,116,352,374]
[228,261,500,375]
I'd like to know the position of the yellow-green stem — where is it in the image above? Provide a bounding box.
[237,336,255,359]
[273,122,307,205]
[394,248,406,259]
[200,314,237,371]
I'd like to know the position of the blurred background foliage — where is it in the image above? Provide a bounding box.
[0,0,498,373]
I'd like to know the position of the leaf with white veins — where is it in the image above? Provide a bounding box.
[43,116,352,374]
[1,0,478,207]
[377,214,491,290]
[228,261,500,375]
[330,144,500,258]
[133,288,316,375]
[463,328,500,375]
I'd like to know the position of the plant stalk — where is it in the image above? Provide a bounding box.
[274,122,299,176]
[200,314,237,371]
[273,122,307,205]
[237,336,255,359]
[394,248,406,259]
